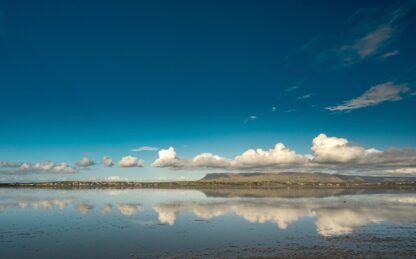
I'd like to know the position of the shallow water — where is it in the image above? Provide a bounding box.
[1,188,416,258]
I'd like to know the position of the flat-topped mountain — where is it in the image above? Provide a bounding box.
[200,172,413,184]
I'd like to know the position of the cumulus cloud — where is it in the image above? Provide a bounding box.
[130,146,158,152]
[0,161,77,174]
[118,156,144,167]
[154,144,307,170]
[311,134,380,163]
[102,156,114,167]
[192,153,232,168]
[152,147,185,168]
[310,134,416,172]
[76,157,95,167]
[326,82,410,111]
[152,134,416,174]
[232,143,308,168]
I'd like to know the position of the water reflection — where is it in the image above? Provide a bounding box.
[1,189,415,237]
[153,197,416,236]
[117,203,143,216]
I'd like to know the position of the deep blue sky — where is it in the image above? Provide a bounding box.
[0,1,415,180]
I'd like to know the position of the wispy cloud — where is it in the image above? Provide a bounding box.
[285,85,299,92]
[326,81,410,111]
[312,5,409,68]
[380,49,400,59]
[297,94,312,100]
[243,115,257,123]
[130,146,158,152]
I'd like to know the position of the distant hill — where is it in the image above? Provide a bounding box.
[200,172,414,184]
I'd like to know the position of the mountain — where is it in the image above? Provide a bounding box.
[200,172,414,184]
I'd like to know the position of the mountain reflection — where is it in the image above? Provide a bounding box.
[1,189,415,237]
[153,195,416,236]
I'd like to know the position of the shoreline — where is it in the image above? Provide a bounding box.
[1,180,416,190]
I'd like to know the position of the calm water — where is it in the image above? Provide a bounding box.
[1,188,416,258]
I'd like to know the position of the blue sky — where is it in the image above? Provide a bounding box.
[0,1,416,181]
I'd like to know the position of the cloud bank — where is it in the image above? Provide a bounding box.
[0,161,77,174]
[152,133,416,174]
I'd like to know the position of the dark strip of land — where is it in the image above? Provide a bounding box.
[1,172,415,189]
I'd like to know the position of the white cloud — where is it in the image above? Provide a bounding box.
[232,143,308,168]
[326,82,410,111]
[384,168,416,174]
[350,23,394,59]
[243,115,258,123]
[52,163,77,173]
[284,109,296,113]
[297,94,312,100]
[314,6,407,67]
[285,85,299,92]
[102,156,114,167]
[0,161,20,168]
[311,134,380,163]
[151,134,416,174]
[76,157,95,167]
[118,156,144,167]
[130,146,158,152]
[152,147,185,168]
[153,144,307,170]
[311,134,416,171]
[106,176,128,181]
[380,49,399,59]
[192,153,232,168]
[0,161,77,174]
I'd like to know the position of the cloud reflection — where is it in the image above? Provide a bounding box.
[153,195,416,236]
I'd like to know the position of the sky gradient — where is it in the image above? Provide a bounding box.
[1,0,416,182]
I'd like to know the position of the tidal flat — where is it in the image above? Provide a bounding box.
[1,188,416,258]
